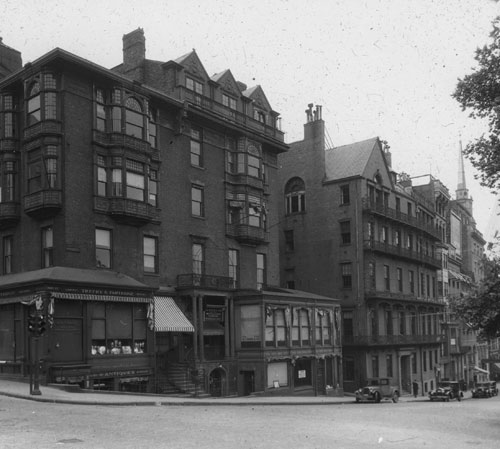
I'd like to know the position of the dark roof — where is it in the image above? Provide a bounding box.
[0,266,151,291]
[325,137,380,181]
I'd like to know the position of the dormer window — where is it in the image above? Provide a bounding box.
[186,77,203,94]
[253,109,266,124]
[222,94,237,110]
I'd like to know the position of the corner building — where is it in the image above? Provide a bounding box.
[278,106,445,394]
[0,31,341,396]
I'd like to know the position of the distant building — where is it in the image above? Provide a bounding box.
[0,31,341,396]
[278,105,445,394]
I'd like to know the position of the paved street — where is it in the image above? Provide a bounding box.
[1,391,499,448]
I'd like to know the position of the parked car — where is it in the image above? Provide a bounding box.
[355,378,399,403]
[429,381,464,402]
[489,381,498,396]
[471,382,492,398]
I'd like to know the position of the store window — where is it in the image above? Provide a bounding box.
[292,308,310,346]
[294,358,312,388]
[266,307,287,347]
[285,177,305,214]
[315,310,332,345]
[267,362,288,388]
[96,228,111,268]
[143,236,158,273]
[240,304,261,348]
[41,226,53,268]
[91,302,147,356]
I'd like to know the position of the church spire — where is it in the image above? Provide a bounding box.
[455,139,473,215]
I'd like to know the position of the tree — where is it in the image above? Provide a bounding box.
[453,16,500,191]
[450,254,500,340]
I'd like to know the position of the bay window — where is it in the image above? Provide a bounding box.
[26,73,58,126]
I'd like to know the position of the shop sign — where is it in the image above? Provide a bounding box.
[204,307,224,321]
[89,368,152,379]
[298,370,307,379]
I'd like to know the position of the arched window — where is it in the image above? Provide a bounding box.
[125,97,144,138]
[285,177,305,214]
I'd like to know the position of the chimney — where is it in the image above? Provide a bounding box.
[0,38,22,80]
[304,103,324,142]
[123,28,145,74]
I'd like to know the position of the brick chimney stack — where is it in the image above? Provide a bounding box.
[122,28,145,80]
[0,37,22,80]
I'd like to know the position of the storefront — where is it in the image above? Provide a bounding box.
[0,267,155,392]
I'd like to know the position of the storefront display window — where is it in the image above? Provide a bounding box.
[91,302,148,355]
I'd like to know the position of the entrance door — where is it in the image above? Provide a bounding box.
[241,371,255,396]
[401,355,411,393]
[209,367,226,397]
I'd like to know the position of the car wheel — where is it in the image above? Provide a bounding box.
[392,392,399,403]
[356,398,360,403]
[375,392,381,403]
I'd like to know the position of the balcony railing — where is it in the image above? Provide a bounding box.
[95,197,159,224]
[343,334,444,346]
[363,240,442,269]
[0,202,20,228]
[226,223,269,245]
[23,121,62,141]
[180,88,285,143]
[177,273,235,290]
[92,130,152,154]
[362,197,441,240]
[0,138,18,152]
[24,190,62,217]
[364,288,445,305]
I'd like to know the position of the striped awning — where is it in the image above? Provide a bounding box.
[51,292,151,303]
[154,296,194,332]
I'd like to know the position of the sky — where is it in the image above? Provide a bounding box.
[1,0,500,242]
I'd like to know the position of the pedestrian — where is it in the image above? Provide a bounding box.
[412,381,419,398]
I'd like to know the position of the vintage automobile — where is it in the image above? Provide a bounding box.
[471,382,492,398]
[429,381,464,402]
[355,378,399,403]
[489,381,498,396]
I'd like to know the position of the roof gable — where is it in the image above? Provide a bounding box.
[212,69,241,97]
[243,85,271,111]
[174,50,209,80]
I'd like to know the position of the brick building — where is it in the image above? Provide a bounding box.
[0,31,341,396]
[278,105,446,394]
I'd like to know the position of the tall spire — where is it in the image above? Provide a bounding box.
[455,139,473,215]
[456,139,468,199]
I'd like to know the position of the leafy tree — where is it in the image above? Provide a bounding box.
[453,16,500,191]
[450,253,500,340]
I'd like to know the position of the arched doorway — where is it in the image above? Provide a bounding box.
[209,367,226,397]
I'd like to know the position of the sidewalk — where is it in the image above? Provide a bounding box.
[0,379,436,406]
